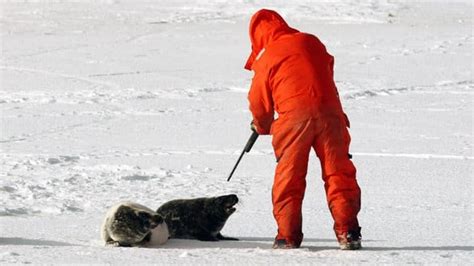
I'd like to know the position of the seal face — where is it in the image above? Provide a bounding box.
[101,202,169,247]
[156,194,239,241]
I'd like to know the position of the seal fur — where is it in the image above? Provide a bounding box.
[156,194,239,241]
[101,201,169,247]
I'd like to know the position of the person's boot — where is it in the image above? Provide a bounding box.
[337,228,362,250]
[272,238,299,249]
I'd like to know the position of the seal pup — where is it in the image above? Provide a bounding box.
[156,194,239,241]
[101,201,169,247]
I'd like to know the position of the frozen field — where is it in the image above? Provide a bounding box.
[0,0,473,264]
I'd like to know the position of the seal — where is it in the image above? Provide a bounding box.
[156,194,239,241]
[101,201,169,247]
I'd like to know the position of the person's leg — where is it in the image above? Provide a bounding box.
[313,115,361,244]
[271,119,314,248]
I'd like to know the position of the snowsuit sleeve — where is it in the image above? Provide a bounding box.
[329,54,350,128]
[248,69,274,135]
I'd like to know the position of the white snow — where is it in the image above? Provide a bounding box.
[1,0,473,264]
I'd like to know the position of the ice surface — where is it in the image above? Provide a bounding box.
[0,0,473,264]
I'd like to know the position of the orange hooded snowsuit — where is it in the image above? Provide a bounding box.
[245,9,361,247]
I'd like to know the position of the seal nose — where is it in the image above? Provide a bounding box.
[230,194,239,204]
[221,194,238,206]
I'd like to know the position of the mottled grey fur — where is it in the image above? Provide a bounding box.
[156,194,239,241]
[101,202,168,247]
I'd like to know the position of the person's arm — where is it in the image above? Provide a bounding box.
[328,52,350,128]
[248,70,274,135]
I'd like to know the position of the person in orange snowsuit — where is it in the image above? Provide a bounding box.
[245,9,362,250]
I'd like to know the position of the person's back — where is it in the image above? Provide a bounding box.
[259,32,345,122]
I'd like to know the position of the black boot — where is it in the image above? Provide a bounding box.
[337,228,362,250]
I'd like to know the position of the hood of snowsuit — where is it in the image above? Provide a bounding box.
[244,9,299,70]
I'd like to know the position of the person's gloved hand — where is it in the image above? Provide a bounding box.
[250,121,258,132]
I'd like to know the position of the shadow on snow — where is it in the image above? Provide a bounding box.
[3,237,471,252]
[0,237,80,247]
[158,237,474,252]
[360,246,474,252]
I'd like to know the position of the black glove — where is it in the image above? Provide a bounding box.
[250,121,257,132]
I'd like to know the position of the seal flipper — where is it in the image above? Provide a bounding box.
[105,240,120,247]
[136,232,152,246]
[196,233,219,241]
[106,240,132,247]
[216,233,238,241]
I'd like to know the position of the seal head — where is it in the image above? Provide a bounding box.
[101,202,169,247]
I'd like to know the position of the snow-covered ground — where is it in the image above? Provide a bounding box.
[1,0,472,264]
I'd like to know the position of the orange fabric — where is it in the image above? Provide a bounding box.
[245,9,361,245]
[246,10,346,135]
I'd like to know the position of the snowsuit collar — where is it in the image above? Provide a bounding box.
[244,9,299,70]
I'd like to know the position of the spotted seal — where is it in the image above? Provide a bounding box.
[101,202,169,247]
[156,194,239,241]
